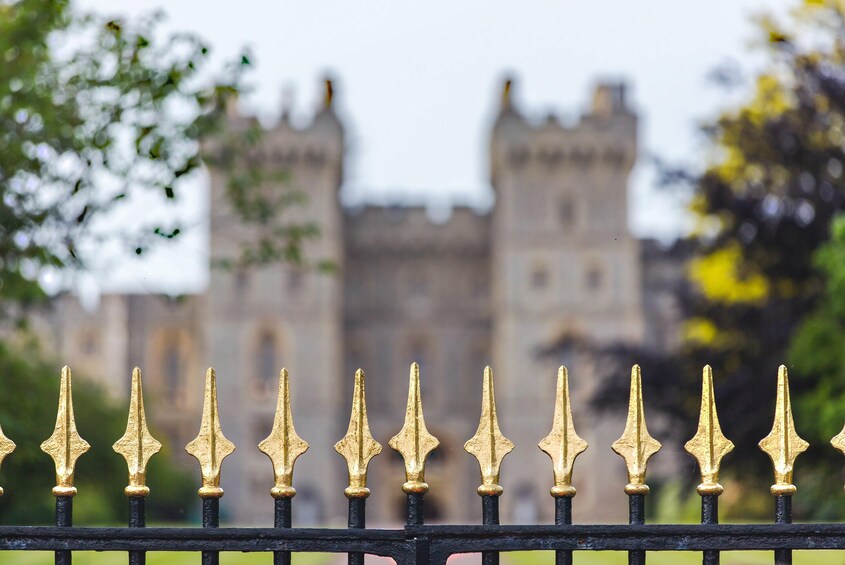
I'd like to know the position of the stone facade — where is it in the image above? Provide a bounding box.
[42,79,683,526]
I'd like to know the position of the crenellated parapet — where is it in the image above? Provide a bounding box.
[491,78,637,187]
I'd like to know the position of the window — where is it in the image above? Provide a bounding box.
[163,346,182,404]
[586,266,603,290]
[253,417,273,446]
[509,145,529,168]
[286,270,303,293]
[372,337,392,410]
[256,333,277,394]
[531,265,549,289]
[559,195,575,228]
[235,270,249,291]
[462,344,489,407]
[410,340,428,371]
[408,274,428,298]
[472,272,489,298]
[82,332,98,355]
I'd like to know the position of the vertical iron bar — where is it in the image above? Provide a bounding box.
[274,497,292,565]
[348,497,366,565]
[407,492,424,527]
[407,493,429,565]
[554,496,573,565]
[628,494,645,565]
[202,497,220,565]
[481,495,500,565]
[701,495,719,565]
[128,497,146,565]
[55,496,72,565]
[774,495,792,565]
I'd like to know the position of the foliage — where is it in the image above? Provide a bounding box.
[0,335,194,524]
[789,215,845,481]
[595,0,845,518]
[0,0,324,523]
[0,0,324,321]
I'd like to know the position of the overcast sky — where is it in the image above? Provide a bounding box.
[69,0,794,296]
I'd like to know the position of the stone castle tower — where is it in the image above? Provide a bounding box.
[44,78,679,526]
[204,86,346,522]
[490,81,642,521]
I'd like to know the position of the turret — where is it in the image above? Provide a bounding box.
[491,80,637,199]
[489,78,644,523]
[204,76,345,525]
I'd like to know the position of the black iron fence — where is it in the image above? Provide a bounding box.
[0,362,837,565]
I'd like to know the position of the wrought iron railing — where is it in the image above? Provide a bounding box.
[0,361,838,565]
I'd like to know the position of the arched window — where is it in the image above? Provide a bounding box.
[531,264,550,290]
[559,194,576,228]
[256,333,277,394]
[586,266,603,291]
[163,345,181,403]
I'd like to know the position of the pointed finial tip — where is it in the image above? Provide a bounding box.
[465,364,513,496]
[259,367,308,499]
[187,367,235,499]
[43,364,89,497]
[391,362,439,495]
[540,366,587,498]
[336,369,381,499]
[114,367,161,497]
[759,364,807,496]
[613,364,661,494]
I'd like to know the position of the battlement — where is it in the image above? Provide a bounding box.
[344,205,490,255]
[207,79,344,173]
[490,79,637,183]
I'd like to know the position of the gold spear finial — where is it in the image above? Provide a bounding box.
[113,367,162,497]
[464,366,514,497]
[538,366,588,498]
[334,369,382,499]
[759,365,808,496]
[389,363,440,495]
[829,417,845,489]
[0,420,16,496]
[40,366,91,497]
[258,368,309,499]
[185,368,236,498]
[611,365,661,495]
[684,365,734,496]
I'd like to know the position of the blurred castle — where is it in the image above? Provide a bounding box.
[43,79,683,526]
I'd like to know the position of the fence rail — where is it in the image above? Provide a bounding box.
[0,361,835,565]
